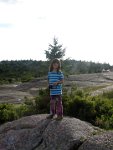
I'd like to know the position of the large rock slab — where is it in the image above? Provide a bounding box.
[0,114,100,150]
[0,114,50,150]
[78,131,113,150]
[35,117,99,150]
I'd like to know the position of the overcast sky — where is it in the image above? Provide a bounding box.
[0,0,113,65]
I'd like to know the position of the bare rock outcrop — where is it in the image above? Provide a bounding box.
[78,131,113,150]
[0,114,102,150]
[1,114,113,150]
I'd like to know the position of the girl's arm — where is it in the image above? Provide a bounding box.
[53,79,64,85]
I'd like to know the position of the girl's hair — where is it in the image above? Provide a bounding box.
[49,58,61,72]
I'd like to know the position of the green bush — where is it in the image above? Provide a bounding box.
[15,104,33,118]
[63,89,96,122]
[65,96,96,122]
[0,104,17,124]
[35,88,50,114]
[93,95,113,129]
[94,97,112,117]
[1,87,113,130]
[63,88,113,129]
[0,103,35,124]
[103,90,113,99]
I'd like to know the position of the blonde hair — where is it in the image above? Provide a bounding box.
[49,58,61,72]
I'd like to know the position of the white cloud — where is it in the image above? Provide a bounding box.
[0,0,17,3]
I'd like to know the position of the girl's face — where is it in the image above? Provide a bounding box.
[52,63,59,70]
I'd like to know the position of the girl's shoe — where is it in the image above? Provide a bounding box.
[56,116,63,121]
[46,114,54,119]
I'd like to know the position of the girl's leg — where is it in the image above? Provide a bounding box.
[50,95,56,115]
[56,95,63,117]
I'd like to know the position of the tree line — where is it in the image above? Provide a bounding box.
[0,59,112,84]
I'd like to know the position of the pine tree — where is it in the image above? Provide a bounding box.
[45,37,66,61]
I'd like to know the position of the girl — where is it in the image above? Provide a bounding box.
[47,58,64,120]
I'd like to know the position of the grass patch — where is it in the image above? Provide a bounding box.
[83,85,109,93]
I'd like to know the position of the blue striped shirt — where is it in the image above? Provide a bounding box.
[48,71,64,95]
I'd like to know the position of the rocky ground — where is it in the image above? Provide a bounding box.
[0,72,113,104]
[0,114,113,150]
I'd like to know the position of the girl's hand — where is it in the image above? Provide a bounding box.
[53,80,63,85]
[53,80,63,86]
[53,82,58,86]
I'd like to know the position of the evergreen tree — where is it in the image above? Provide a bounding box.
[45,37,66,61]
